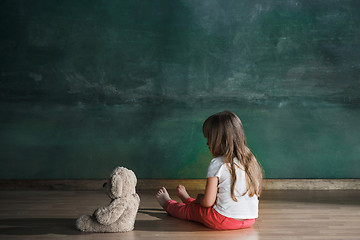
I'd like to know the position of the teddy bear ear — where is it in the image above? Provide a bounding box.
[110,174,123,197]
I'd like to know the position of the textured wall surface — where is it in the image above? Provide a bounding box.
[1,0,359,178]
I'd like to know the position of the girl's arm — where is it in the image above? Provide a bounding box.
[197,177,218,208]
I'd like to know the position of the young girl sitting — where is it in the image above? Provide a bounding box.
[156,110,263,230]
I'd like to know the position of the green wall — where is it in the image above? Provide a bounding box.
[1,0,359,179]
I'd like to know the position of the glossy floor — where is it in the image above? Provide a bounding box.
[0,189,359,240]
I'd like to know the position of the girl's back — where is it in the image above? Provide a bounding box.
[207,156,259,219]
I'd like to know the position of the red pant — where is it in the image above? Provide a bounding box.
[165,198,256,230]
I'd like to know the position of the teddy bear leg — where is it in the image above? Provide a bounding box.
[76,215,101,232]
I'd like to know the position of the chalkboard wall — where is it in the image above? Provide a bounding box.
[1,0,359,179]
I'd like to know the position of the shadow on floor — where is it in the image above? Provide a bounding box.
[0,213,209,235]
[0,218,83,235]
[0,210,260,236]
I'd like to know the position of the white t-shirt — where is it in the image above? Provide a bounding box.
[206,156,259,219]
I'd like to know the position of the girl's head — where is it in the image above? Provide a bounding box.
[202,111,246,158]
[203,111,263,198]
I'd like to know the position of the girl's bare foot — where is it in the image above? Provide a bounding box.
[176,184,191,203]
[156,187,171,210]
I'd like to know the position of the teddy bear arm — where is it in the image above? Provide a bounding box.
[94,199,126,225]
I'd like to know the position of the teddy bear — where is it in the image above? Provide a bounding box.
[76,166,140,232]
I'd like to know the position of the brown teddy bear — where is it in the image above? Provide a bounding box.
[76,166,140,232]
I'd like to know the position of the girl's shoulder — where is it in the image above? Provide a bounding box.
[208,157,226,170]
[209,157,245,171]
[210,156,226,165]
[207,156,226,178]
[210,157,245,171]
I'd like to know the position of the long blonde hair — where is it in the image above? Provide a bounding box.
[203,111,263,200]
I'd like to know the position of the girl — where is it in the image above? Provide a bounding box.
[156,110,263,230]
